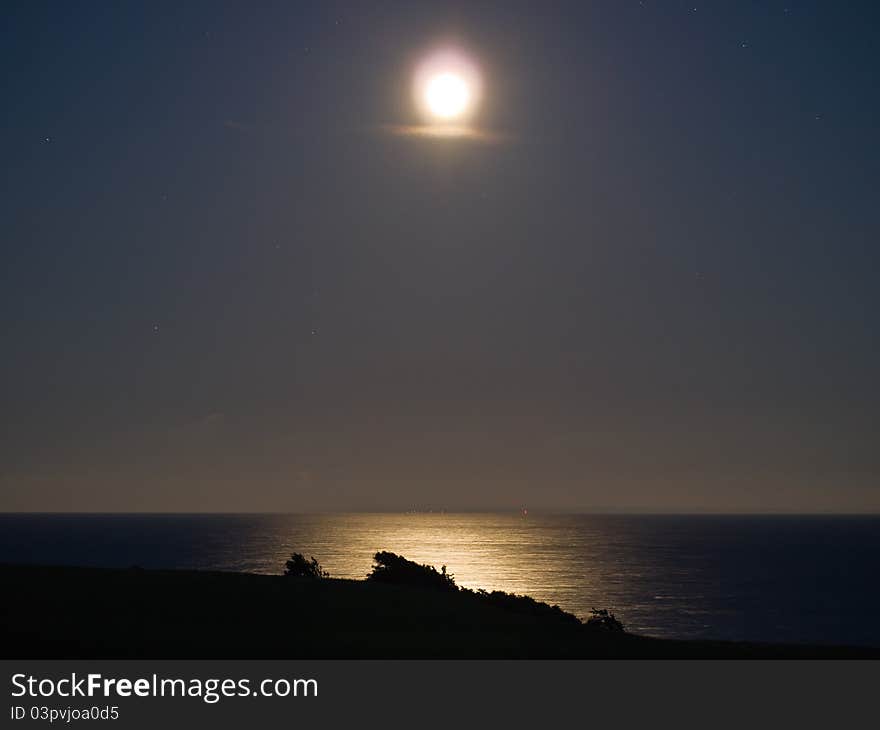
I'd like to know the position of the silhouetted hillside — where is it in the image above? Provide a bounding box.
[1,562,877,659]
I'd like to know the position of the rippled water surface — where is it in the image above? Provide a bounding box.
[2,513,878,646]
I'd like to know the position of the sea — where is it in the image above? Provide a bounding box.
[2,513,878,647]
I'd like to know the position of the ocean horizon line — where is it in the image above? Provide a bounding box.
[3,510,879,517]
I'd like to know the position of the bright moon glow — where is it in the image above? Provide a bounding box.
[424,73,470,119]
[413,47,482,126]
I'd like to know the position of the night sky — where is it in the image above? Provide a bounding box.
[2,1,878,512]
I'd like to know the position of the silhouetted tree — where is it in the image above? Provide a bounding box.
[585,607,625,633]
[283,553,328,579]
[367,551,457,591]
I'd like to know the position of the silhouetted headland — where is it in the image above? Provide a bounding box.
[2,553,877,659]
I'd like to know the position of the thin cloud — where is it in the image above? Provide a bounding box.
[379,124,513,144]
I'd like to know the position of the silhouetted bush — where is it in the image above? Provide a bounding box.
[585,607,625,633]
[367,551,457,591]
[463,587,581,626]
[364,551,625,634]
[284,553,328,579]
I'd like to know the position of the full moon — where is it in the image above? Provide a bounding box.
[413,47,482,126]
[424,73,470,119]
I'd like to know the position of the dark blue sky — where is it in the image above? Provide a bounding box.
[2,1,878,511]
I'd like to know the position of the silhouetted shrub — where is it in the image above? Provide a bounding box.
[459,586,580,626]
[284,553,328,579]
[367,551,457,591]
[584,607,625,633]
[363,551,624,634]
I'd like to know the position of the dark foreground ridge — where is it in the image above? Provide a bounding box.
[2,559,877,659]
